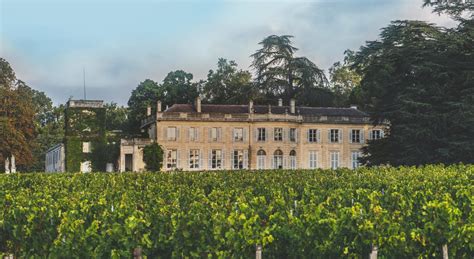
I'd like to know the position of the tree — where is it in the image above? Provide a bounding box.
[127,79,162,134]
[329,50,362,106]
[0,59,36,172]
[202,58,257,104]
[423,0,473,19]
[161,70,200,107]
[143,143,163,171]
[251,35,329,105]
[354,20,474,166]
[105,102,128,132]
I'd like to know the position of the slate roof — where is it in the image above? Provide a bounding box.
[165,104,368,117]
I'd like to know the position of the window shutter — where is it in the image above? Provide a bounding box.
[361,130,365,143]
[243,128,248,142]
[222,150,226,169]
[208,127,212,142]
[230,150,235,170]
[218,128,222,142]
[339,129,343,143]
[306,129,310,143]
[244,150,248,169]
[381,130,385,138]
[208,150,212,170]
[271,156,275,169]
[295,129,298,143]
[176,150,180,169]
[232,128,235,142]
[195,128,199,142]
[164,127,168,141]
[317,130,321,143]
[265,128,268,142]
[283,156,288,169]
[176,127,180,141]
[254,128,258,141]
[328,129,331,142]
[199,150,203,170]
[349,129,353,143]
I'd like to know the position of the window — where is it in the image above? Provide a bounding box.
[189,149,200,169]
[289,150,297,169]
[273,149,283,169]
[351,129,362,143]
[257,128,266,141]
[166,149,177,169]
[189,127,197,142]
[308,129,318,143]
[330,129,340,143]
[210,149,223,169]
[351,151,362,169]
[233,150,244,169]
[82,142,91,153]
[257,149,266,170]
[309,151,318,169]
[167,127,177,141]
[330,151,340,169]
[274,128,283,141]
[210,127,221,142]
[289,128,297,142]
[370,129,383,140]
[233,128,243,142]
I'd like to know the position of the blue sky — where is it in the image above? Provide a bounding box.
[1,0,455,105]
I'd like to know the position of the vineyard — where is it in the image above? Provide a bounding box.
[0,165,473,258]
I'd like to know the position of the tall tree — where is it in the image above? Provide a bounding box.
[423,0,473,19]
[329,50,362,106]
[0,58,36,172]
[160,70,200,107]
[354,20,474,166]
[251,35,329,105]
[127,79,162,135]
[202,58,257,104]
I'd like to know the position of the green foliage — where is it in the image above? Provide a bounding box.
[251,35,330,105]
[329,50,362,106]
[353,20,474,166]
[202,58,257,104]
[104,102,128,132]
[143,143,163,171]
[0,59,36,170]
[0,165,472,258]
[423,0,473,19]
[64,137,82,172]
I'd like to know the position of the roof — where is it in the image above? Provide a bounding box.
[165,104,368,117]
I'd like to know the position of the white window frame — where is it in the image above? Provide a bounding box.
[371,129,382,140]
[351,151,362,169]
[210,149,223,170]
[166,149,178,169]
[308,129,318,143]
[257,128,266,142]
[274,128,283,141]
[189,149,200,169]
[233,128,244,142]
[330,151,340,169]
[330,129,340,143]
[273,151,283,169]
[210,127,221,142]
[289,152,297,170]
[82,142,91,153]
[233,150,244,169]
[309,151,318,169]
[257,153,266,170]
[350,129,361,143]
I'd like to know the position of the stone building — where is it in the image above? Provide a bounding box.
[129,98,384,171]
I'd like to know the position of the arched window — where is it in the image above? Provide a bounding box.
[289,150,297,169]
[273,149,283,169]
[257,149,266,170]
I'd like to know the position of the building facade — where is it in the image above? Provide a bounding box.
[119,138,152,172]
[139,98,384,171]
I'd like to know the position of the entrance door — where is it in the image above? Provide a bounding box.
[125,154,133,171]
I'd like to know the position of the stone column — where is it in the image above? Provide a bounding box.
[10,155,16,173]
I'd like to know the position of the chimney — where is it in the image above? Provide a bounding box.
[268,104,272,114]
[157,100,162,113]
[290,99,296,114]
[146,105,151,116]
[278,98,283,107]
[195,96,201,113]
[249,100,254,114]
[350,105,358,110]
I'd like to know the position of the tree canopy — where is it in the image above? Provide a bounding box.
[354,20,474,166]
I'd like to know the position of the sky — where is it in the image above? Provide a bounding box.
[1,0,456,106]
